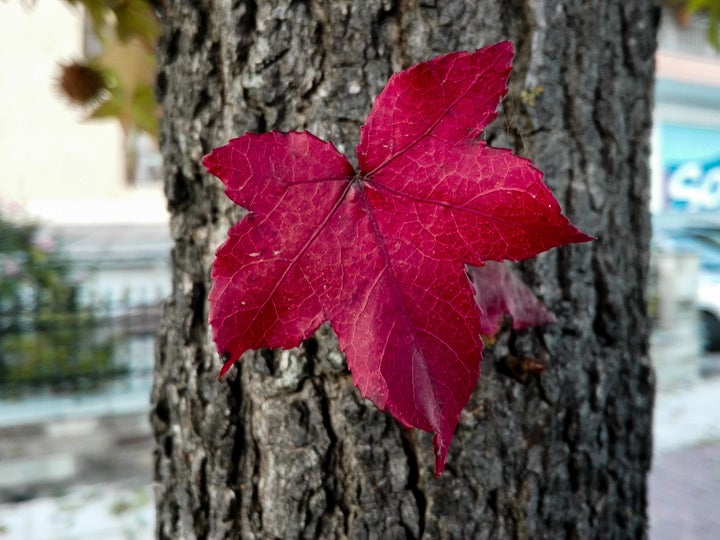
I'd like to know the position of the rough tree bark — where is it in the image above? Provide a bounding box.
[151,1,658,538]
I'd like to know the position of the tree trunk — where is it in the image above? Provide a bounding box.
[151,1,658,538]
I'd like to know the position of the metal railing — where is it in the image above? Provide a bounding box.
[0,289,163,398]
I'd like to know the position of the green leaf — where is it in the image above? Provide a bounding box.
[88,88,124,119]
[112,0,160,47]
[130,84,158,137]
[708,1,720,48]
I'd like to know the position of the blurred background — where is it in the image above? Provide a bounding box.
[1,1,164,537]
[0,1,719,539]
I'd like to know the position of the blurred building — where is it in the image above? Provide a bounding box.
[0,0,170,303]
[651,9,720,390]
[0,1,167,501]
[653,11,720,216]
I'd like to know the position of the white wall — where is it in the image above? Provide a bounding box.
[0,0,167,225]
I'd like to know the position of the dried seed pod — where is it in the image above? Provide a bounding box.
[499,355,548,382]
[55,60,108,107]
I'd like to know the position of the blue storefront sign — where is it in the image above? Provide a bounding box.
[663,123,720,212]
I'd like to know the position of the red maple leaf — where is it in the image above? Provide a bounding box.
[203,41,592,475]
[469,261,556,337]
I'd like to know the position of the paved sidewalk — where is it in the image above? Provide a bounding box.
[653,375,720,454]
[649,442,720,540]
[0,483,153,540]
[649,374,720,540]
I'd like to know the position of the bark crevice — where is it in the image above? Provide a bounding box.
[399,429,427,539]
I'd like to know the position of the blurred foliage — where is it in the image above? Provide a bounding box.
[2,333,118,393]
[75,0,159,49]
[664,0,720,49]
[0,213,123,394]
[57,0,160,138]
